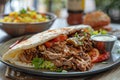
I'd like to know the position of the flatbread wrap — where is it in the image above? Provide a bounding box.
[2,25,94,71]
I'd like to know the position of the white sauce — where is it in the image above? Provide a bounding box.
[92,35,116,41]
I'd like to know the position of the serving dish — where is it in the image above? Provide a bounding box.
[0,35,120,77]
[0,13,56,37]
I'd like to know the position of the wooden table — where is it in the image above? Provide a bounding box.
[0,19,120,80]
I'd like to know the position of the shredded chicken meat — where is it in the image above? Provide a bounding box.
[19,30,93,71]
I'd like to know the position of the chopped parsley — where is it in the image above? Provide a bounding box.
[74,32,85,40]
[74,32,84,46]
[83,32,87,36]
[74,32,79,38]
[20,8,27,14]
[78,41,83,45]
[32,57,44,69]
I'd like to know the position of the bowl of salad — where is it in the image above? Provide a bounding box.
[0,8,56,37]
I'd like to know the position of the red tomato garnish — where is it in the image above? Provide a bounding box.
[59,35,68,41]
[52,35,68,42]
[45,35,67,48]
[92,51,110,63]
[89,48,100,63]
[52,37,60,42]
[45,41,53,48]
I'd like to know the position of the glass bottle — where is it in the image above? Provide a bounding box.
[67,0,85,25]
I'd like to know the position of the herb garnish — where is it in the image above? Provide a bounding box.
[74,32,84,45]
[74,32,79,38]
[78,41,83,45]
[20,8,27,14]
[32,57,44,69]
[83,32,87,36]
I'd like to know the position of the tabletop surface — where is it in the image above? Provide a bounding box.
[0,18,120,80]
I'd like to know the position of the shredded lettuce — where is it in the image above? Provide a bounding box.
[32,58,44,69]
[99,29,108,34]
[91,29,108,35]
[32,57,55,69]
[32,57,66,72]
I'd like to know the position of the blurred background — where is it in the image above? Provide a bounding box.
[0,0,120,23]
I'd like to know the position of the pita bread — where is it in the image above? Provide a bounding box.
[2,25,91,67]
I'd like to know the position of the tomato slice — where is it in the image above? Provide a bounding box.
[93,51,110,63]
[52,37,60,42]
[89,48,100,63]
[45,35,67,48]
[52,35,68,42]
[45,41,53,48]
[59,35,68,41]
